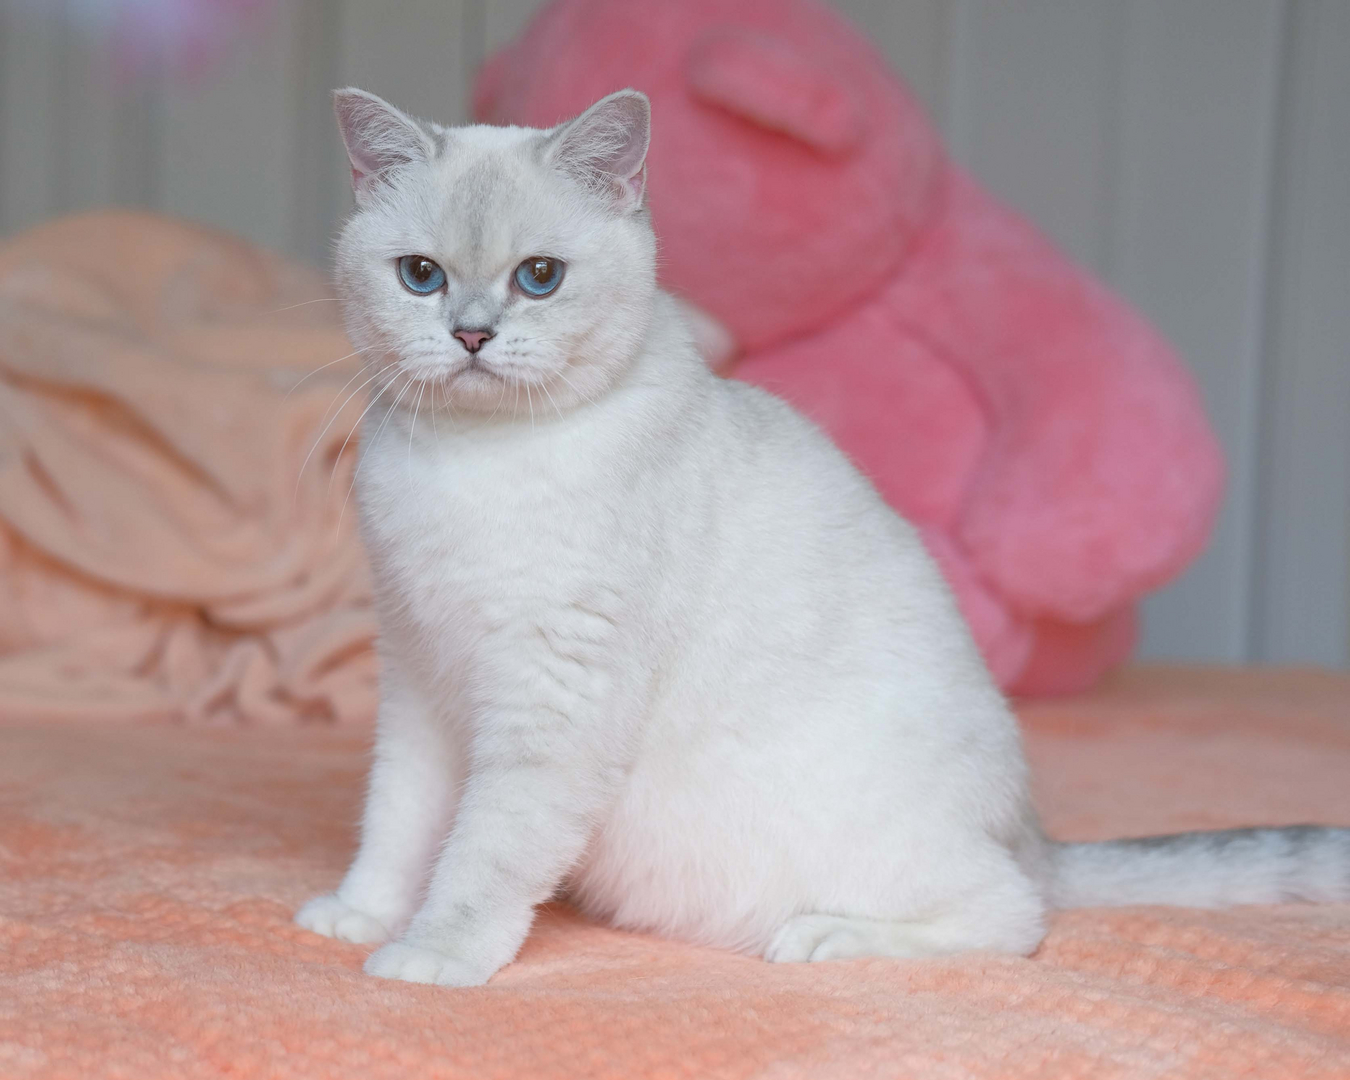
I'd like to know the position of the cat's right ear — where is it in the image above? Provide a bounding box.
[546,90,651,213]
[333,88,436,202]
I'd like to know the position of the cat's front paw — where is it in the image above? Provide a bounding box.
[363,941,491,987]
[294,894,392,944]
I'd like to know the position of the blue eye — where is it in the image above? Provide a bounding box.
[514,256,565,297]
[397,255,446,295]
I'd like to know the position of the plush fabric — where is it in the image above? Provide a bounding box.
[475,0,1226,694]
[2,666,1348,1078]
[0,212,377,726]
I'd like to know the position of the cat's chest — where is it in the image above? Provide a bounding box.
[356,431,622,609]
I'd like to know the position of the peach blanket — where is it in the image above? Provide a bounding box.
[0,212,376,726]
[2,666,1348,1078]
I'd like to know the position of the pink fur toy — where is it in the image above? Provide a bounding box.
[475,0,1224,695]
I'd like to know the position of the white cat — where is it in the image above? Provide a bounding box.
[296,88,1349,986]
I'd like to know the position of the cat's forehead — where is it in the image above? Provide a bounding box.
[422,127,565,265]
[436,155,515,249]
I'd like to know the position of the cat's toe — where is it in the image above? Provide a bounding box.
[294,894,391,944]
[804,927,870,961]
[332,909,390,944]
[765,914,859,963]
[364,942,488,987]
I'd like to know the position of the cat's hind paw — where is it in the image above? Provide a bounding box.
[294,894,392,944]
[766,914,874,963]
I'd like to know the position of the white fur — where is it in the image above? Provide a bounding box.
[295,91,1346,987]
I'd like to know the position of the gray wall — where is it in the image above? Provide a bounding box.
[2,0,1347,669]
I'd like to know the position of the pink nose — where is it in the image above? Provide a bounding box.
[453,327,494,353]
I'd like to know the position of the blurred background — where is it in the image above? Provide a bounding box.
[0,0,1346,671]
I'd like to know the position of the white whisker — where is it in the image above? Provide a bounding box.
[408,380,426,477]
[327,369,398,496]
[308,364,378,451]
[338,375,414,533]
[295,363,386,502]
[269,297,342,313]
[429,382,442,441]
[488,373,510,423]
[553,368,590,405]
[284,348,369,399]
[539,380,565,421]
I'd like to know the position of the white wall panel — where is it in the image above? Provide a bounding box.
[290,0,347,268]
[832,0,953,120]
[945,0,1124,272]
[483,0,542,55]
[1251,0,1350,667]
[156,3,305,253]
[336,0,475,123]
[1110,0,1289,662]
[0,5,63,233]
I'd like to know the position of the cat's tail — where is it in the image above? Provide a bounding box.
[1049,826,1350,908]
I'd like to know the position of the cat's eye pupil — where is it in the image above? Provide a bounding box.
[397,254,446,295]
[513,256,564,298]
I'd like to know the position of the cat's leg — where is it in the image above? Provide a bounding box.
[295,664,456,944]
[364,626,628,986]
[363,715,619,985]
[765,872,1047,963]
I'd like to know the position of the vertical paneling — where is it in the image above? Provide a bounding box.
[335,0,475,123]
[54,26,121,211]
[1251,0,1350,667]
[157,3,304,253]
[54,19,158,215]
[483,0,543,55]
[944,0,1124,273]
[0,4,63,234]
[1111,0,1289,663]
[834,0,953,122]
[290,0,347,268]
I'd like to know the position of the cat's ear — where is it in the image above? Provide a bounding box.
[333,87,436,201]
[546,90,651,213]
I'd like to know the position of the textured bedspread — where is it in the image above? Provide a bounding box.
[2,666,1349,1078]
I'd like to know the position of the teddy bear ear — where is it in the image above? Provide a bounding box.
[686,29,864,156]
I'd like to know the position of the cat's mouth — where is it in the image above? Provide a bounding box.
[399,354,549,409]
[454,355,545,388]
[460,355,500,379]
[422,354,505,386]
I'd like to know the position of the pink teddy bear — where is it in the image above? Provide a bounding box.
[476,0,1224,695]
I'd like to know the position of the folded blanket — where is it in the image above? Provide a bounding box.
[2,666,1347,1078]
[0,212,377,725]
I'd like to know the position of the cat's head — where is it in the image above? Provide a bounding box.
[332,88,656,416]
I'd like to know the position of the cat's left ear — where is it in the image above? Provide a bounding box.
[546,90,651,213]
[333,87,436,202]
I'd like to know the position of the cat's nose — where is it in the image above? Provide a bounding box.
[453,327,495,354]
